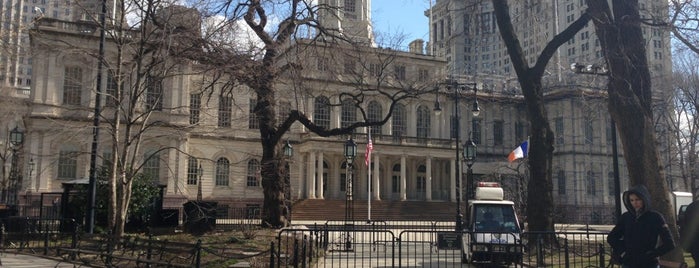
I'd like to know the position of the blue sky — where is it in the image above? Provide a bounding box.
[371,1,431,46]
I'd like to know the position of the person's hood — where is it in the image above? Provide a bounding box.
[623,185,652,215]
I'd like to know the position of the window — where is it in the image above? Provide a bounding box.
[392,164,401,193]
[557,170,566,195]
[189,93,201,124]
[314,96,331,129]
[368,101,382,136]
[215,158,230,186]
[278,101,291,121]
[344,59,356,74]
[555,117,564,144]
[317,57,328,71]
[416,106,431,142]
[471,119,482,144]
[344,0,355,12]
[493,120,503,145]
[187,157,198,185]
[515,121,526,143]
[392,104,406,140]
[247,159,260,187]
[393,65,406,80]
[63,66,82,105]
[586,170,596,195]
[57,151,77,179]
[418,69,429,82]
[341,98,356,128]
[218,94,232,127]
[145,75,163,111]
[417,165,426,193]
[249,98,259,129]
[106,71,119,107]
[584,118,593,144]
[143,151,160,180]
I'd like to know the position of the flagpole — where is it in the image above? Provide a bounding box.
[367,132,372,223]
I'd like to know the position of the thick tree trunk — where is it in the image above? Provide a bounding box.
[587,0,682,262]
[492,0,588,232]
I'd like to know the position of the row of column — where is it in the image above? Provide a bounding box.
[302,151,460,202]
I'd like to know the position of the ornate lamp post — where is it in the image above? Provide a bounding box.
[434,79,480,231]
[282,140,293,224]
[343,138,357,251]
[9,127,24,207]
[463,138,477,205]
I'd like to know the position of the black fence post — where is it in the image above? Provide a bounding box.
[536,234,544,267]
[308,233,313,264]
[195,239,202,268]
[269,241,275,268]
[599,243,606,268]
[301,235,307,268]
[564,238,569,268]
[43,229,49,255]
[293,237,299,267]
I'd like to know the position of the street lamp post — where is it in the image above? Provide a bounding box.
[434,79,480,231]
[343,138,357,251]
[463,139,477,204]
[570,63,621,220]
[282,140,293,224]
[9,127,24,207]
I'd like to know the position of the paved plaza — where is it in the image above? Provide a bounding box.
[0,252,76,267]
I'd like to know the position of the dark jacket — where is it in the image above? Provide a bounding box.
[680,200,699,253]
[607,185,675,267]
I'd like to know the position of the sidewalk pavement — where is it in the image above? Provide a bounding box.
[1,252,76,267]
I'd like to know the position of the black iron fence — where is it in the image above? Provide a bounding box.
[272,223,618,268]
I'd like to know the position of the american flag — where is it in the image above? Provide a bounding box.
[365,136,373,166]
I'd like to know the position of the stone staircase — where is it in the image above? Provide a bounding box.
[290,199,457,222]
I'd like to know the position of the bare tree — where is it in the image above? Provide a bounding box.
[665,50,699,197]
[186,0,438,227]
[491,0,591,232]
[586,0,683,262]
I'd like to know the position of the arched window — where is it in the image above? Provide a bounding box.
[608,171,615,196]
[215,158,230,186]
[586,170,596,195]
[341,98,356,128]
[392,103,406,140]
[416,105,431,142]
[247,159,260,187]
[557,170,566,195]
[314,96,331,129]
[368,101,382,136]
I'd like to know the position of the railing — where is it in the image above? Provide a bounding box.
[273,223,619,268]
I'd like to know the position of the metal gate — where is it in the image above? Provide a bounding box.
[272,223,614,268]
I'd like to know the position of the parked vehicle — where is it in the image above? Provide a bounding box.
[462,182,524,265]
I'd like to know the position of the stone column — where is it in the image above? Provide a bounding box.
[307,151,316,199]
[372,154,380,200]
[317,152,324,199]
[400,156,407,201]
[426,157,432,201]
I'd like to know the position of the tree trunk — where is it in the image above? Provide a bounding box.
[587,0,682,262]
[492,0,589,232]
